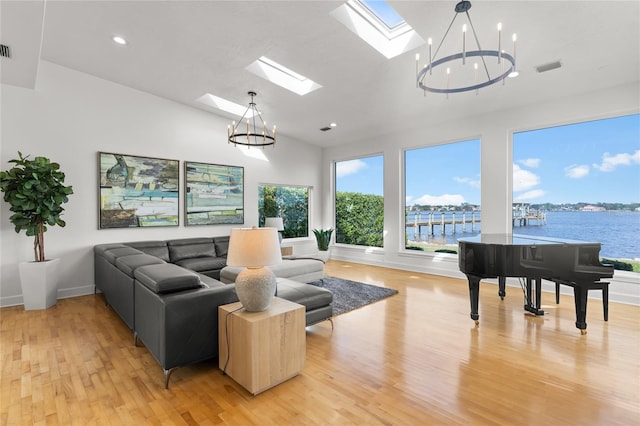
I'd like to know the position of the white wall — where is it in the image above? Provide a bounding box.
[0,61,322,307]
[322,82,640,305]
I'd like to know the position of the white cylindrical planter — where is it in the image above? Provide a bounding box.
[19,258,60,310]
[316,248,331,262]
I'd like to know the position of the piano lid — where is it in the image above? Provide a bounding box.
[457,233,602,246]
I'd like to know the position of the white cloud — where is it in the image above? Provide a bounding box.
[564,164,590,178]
[453,176,480,188]
[518,158,541,168]
[413,193,465,206]
[514,189,546,201]
[593,149,640,172]
[513,164,540,191]
[406,195,414,203]
[336,159,367,178]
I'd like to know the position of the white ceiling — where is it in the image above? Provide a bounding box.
[2,1,638,148]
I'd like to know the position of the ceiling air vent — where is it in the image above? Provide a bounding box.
[0,44,11,58]
[536,61,562,73]
[320,126,332,132]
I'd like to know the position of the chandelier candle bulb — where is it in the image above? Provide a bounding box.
[474,62,479,95]
[446,67,451,99]
[428,38,432,75]
[497,22,502,64]
[462,24,467,64]
[415,54,420,87]
[512,33,517,63]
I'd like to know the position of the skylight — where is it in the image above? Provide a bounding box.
[245,56,322,96]
[359,0,405,29]
[331,0,425,59]
[194,93,255,118]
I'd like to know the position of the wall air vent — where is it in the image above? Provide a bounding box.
[536,61,562,73]
[320,126,332,132]
[0,44,11,58]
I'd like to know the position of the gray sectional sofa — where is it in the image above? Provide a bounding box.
[94,236,332,388]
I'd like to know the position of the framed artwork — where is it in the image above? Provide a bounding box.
[185,161,244,226]
[99,152,179,228]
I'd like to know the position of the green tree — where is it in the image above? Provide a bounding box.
[335,191,383,247]
[258,185,309,238]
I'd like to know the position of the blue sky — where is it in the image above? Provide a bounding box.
[335,114,640,205]
[513,114,639,204]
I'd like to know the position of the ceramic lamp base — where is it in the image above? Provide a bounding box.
[235,267,277,312]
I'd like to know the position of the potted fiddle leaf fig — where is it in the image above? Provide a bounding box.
[312,228,333,261]
[0,152,73,309]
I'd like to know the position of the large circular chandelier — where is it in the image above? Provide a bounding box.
[415,1,518,96]
[228,91,276,148]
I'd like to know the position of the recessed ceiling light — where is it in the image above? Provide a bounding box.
[113,36,127,45]
[330,123,337,127]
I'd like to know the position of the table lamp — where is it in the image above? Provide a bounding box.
[227,227,283,311]
[264,217,284,244]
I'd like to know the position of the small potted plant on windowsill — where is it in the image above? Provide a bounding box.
[313,228,333,262]
[0,152,73,310]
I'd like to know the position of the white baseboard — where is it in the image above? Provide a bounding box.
[0,284,96,308]
[330,249,640,306]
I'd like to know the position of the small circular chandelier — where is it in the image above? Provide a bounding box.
[228,91,276,148]
[415,0,518,96]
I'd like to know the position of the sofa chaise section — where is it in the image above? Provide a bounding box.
[133,263,238,388]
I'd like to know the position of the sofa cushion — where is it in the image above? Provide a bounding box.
[220,258,325,284]
[94,243,129,257]
[167,238,216,262]
[174,256,227,273]
[103,247,143,265]
[213,236,230,258]
[126,240,170,262]
[134,263,201,294]
[115,254,165,276]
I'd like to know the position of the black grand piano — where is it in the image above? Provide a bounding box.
[458,234,614,334]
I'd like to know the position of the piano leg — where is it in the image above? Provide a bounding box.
[498,276,506,300]
[573,284,589,334]
[466,274,481,326]
[524,277,545,316]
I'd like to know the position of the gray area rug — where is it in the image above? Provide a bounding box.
[308,276,398,316]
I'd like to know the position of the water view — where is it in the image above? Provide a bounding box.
[406,210,639,260]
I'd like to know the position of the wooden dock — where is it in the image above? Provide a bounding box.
[407,210,547,237]
[407,212,479,236]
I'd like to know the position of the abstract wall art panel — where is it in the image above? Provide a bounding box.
[185,161,244,226]
[99,152,179,228]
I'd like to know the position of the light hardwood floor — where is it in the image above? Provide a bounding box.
[1,260,639,425]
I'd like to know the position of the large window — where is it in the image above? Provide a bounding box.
[404,139,481,253]
[335,155,384,247]
[513,114,639,272]
[258,184,309,239]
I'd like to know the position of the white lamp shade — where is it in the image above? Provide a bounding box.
[227,227,283,267]
[264,217,284,231]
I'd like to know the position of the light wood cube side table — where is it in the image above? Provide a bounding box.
[218,297,306,395]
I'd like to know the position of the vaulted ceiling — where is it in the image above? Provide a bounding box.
[2,1,638,147]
